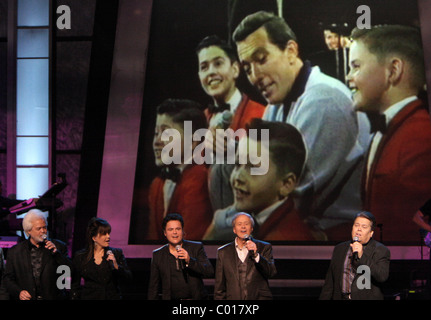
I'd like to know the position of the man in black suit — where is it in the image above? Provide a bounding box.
[214,212,277,300]
[319,211,390,300]
[147,213,214,300]
[2,209,72,300]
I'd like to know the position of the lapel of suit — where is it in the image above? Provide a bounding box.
[227,242,240,282]
[246,238,259,277]
[23,241,35,281]
[363,99,424,206]
[358,239,375,266]
[230,93,247,131]
[338,242,351,288]
[256,198,294,238]
[161,244,173,296]
[40,244,51,274]
[167,165,193,213]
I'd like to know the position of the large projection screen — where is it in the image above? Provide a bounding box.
[98,0,431,258]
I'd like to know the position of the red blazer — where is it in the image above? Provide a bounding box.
[362,99,431,242]
[256,197,315,241]
[148,165,213,240]
[205,93,265,131]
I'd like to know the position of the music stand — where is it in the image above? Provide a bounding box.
[9,173,68,238]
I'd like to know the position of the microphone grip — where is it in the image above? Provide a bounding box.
[175,245,185,270]
[352,251,358,261]
[41,235,56,255]
[351,237,359,261]
[106,250,115,270]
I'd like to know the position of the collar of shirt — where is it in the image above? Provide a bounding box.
[235,237,249,262]
[224,88,242,114]
[253,199,284,226]
[383,95,417,126]
[266,66,317,122]
[27,239,42,251]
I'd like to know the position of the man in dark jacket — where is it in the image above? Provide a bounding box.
[214,212,277,300]
[147,213,214,300]
[2,209,72,300]
[319,211,390,300]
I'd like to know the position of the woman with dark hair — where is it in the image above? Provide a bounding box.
[71,217,132,299]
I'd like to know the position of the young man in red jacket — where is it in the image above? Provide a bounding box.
[347,25,431,242]
[147,99,212,241]
[196,35,265,212]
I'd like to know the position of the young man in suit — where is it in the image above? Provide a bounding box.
[347,25,431,242]
[319,211,390,300]
[214,212,277,300]
[196,35,265,211]
[147,213,214,300]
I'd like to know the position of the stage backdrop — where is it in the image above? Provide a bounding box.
[97,0,431,257]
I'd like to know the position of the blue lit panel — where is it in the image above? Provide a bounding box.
[17,0,50,27]
[17,29,49,58]
[16,167,49,199]
[14,0,51,204]
[16,59,49,136]
[17,137,49,166]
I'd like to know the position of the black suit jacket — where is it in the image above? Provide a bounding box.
[71,247,132,300]
[214,238,277,300]
[147,240,214,300]
[2,239,72,300]
[319,239,390,300]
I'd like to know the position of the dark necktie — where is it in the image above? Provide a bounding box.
[207,103,230,114]
[366,112,387,134]
[159,166,181,183]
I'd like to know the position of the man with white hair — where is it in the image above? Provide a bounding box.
[2,209,71,300]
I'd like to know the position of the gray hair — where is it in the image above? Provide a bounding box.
[22,209,47,234]
[231,212,255,228]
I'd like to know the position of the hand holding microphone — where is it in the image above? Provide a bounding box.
[106,250,118,270]
[205,110,234,156]
[175,245,189,269]
[41,234,57,253]
[351,236,361,261]
[243,234,258,259]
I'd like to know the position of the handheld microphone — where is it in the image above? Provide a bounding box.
[41,234,56,255]
[106,250,115,270]
[352,236,359,261]
[220,110,233,129]
[213,110,233,130]
[175,245,185,270]
[243,234,255,257]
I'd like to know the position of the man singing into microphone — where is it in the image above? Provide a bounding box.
[214,212,277,300]
[2,209,72,300]
[148,213,214,300]
[319,211,390,300]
